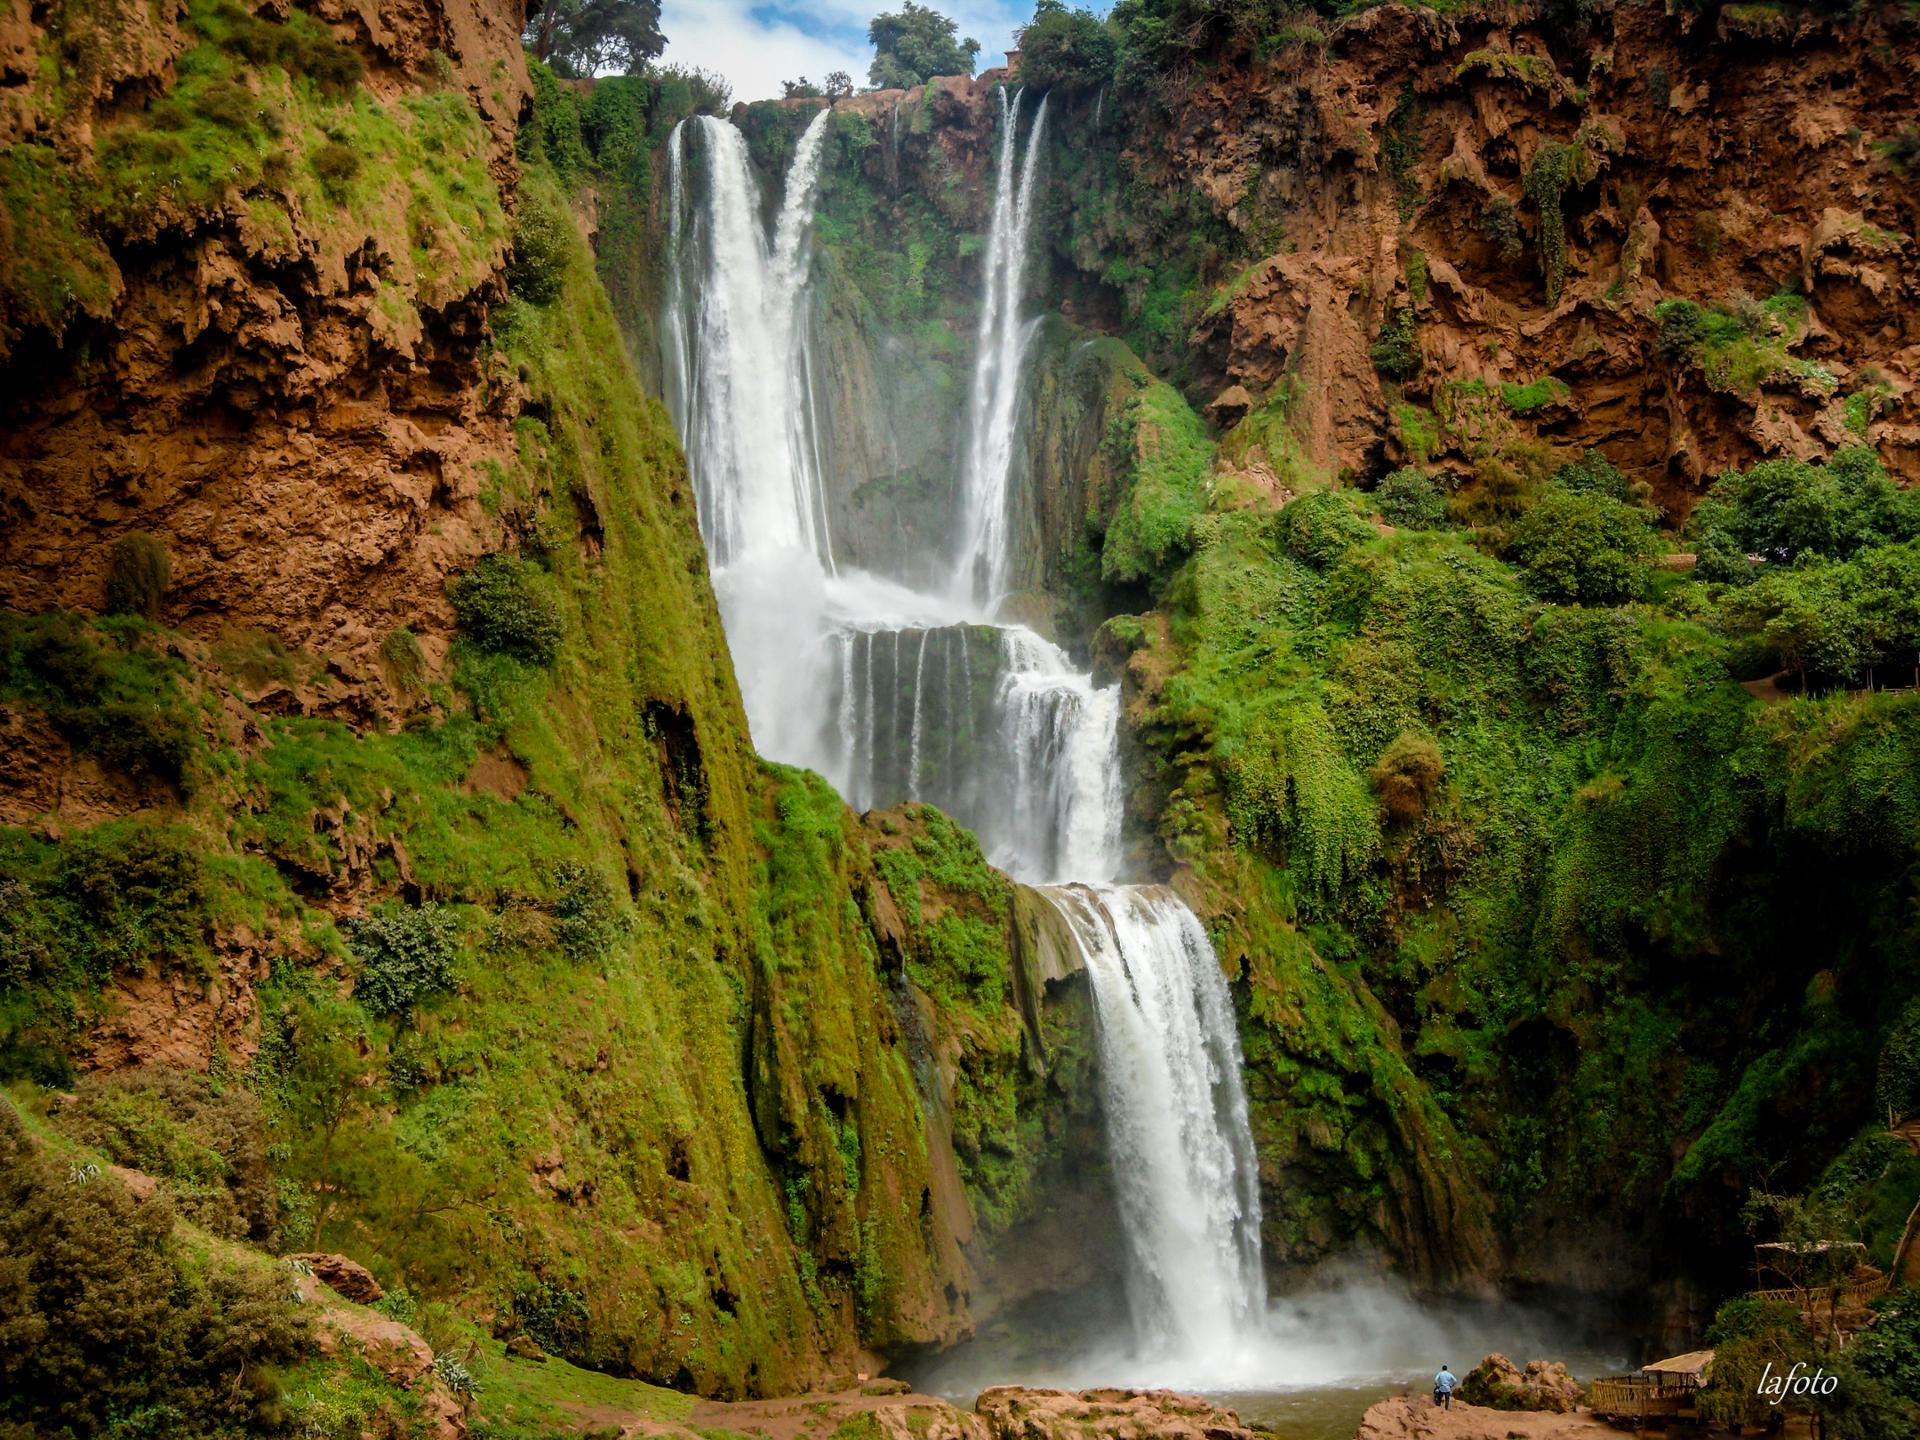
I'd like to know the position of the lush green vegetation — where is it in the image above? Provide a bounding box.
[1114,439,1920,1278]
[0,1099,306,1439]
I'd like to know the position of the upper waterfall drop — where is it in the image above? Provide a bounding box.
[663,108,835,573]
[953,88,1050,611]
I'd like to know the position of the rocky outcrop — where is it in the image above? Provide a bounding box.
[289,1250,386,1304]
[1356,1395,1617,1440]
[975,1388,1258,1440]
[1459,1354,1584,1413]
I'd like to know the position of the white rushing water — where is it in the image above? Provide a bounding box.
[954,88,1051,610]
[1045,885,1267,1368]
[663,95,1268,1384]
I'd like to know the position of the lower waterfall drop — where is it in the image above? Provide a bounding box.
[1044,885,1267,1376]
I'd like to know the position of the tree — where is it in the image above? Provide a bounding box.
[869,2,979,90]
[1508,486,1659,604]
[782,77,824,99]
[524,0,664,78]
[824,70,854,99]
[1018,3,1117,92]
[1374,468,1447,529]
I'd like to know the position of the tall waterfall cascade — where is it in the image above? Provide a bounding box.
[663,95,1267,1377]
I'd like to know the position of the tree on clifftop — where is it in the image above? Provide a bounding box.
[869,1,981,88]
[524,0,665,78]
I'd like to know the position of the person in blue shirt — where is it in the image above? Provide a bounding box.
[1433,1365,1458,1410]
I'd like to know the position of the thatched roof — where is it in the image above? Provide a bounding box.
[1644,1350,1715,1381]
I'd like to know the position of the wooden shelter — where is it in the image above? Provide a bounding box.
[1587,1350,1713,1426]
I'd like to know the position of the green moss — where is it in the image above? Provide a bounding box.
[1101,379,1216,586]
[0,143,118,355]
[1500,376,1569,413]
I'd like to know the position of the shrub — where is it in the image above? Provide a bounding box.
[104,533,170,619]
[507,185,573,305]
[349,902,459,1016]
[551,861,624,963]
[1371,731,1445,825]
[58,820,210,975]
[1370,305,1421,379]
[1374,468,1446,529]
[1654,298,1707,363]
[1878,997,1920,1120]
[1508,488,1659,603]
[449,555,565,666]
[309,141,359,196]
[57,1069,278,1242]
[1879,125,1920,175]
[1553,448,1632,501]
[0,1100,305,1437]
[1277,492,1377,569]
[1479,196,1523,263]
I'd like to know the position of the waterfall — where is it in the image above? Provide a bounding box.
[663,96,1272,1382]
[1044,885,1267,1371]
[953,89,1051,609]
[664,107,840,771]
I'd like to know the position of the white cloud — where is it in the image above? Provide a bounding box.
[658,2,868,106]
[658,0,1034,108]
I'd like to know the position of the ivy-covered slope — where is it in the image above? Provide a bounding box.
[0,6,1101,1423]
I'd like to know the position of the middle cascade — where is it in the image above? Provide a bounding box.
[662,93,1266,1375]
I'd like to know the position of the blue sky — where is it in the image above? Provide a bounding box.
[657,0,1072,106]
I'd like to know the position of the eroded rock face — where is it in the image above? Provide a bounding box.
[0,0,532,670]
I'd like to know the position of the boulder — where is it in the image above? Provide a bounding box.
[1459,1354,1584,1413]
[287,1251,384,1304]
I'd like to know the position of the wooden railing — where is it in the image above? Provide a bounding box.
[1587,1377,1693,1419]
[1750,1279,1889,1310]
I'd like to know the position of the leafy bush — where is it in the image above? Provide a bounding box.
[1691,448,1917,577]
[1018,2,1118,93]
[1508,487,1658,603]
[57,820,211,976]
[508,184,573,305]
[105,533,170,619]
[1553,448,1632,501]
[0,1100,305,1438]
[57,1069,278,1242]
[1479,196,1523,262]
[308,140,359,196]
[1655,298,1707,362]
[1371,731,1444,825]
[511,1278,592,1362]
[1370,305,1421,379]
[1878,997,1920,1121]
[1277,492,1378,569]
[551,861,625,963]
[1374,468,1445,529]
[348,902,459,1016]
[1100,382,1212,586]
[449,555,565,666]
